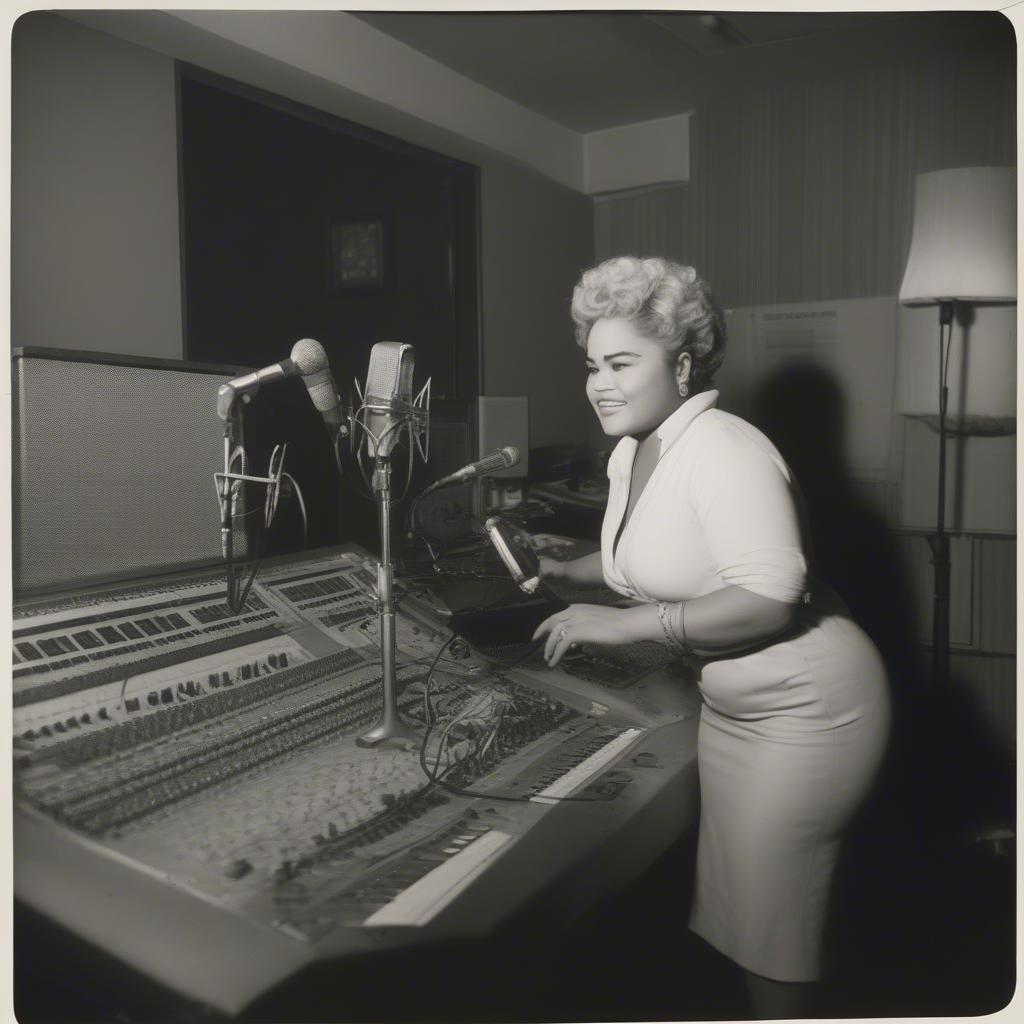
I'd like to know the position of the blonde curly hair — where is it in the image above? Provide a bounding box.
[571,256,726,393]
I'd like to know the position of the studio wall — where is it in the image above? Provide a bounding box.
[594,13,1015,310]
[12,12,596,447]
[12,13,183,359]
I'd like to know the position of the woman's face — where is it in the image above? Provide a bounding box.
[585,318,685,439]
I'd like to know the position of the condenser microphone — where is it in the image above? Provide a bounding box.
[291,338,343,438]
[423,446,520,494]
[363,342,415,458]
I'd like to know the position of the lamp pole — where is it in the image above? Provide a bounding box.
[898,167,1017,695]
[929,300,955,692]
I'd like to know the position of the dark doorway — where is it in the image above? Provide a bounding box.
[178,68,480,553]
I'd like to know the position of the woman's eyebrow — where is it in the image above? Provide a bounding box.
[585,351,641,363]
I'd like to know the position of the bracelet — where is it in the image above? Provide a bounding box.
[657,602,692,656]
[675,599,692,652]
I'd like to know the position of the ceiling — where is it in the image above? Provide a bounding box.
[353,11,906,132]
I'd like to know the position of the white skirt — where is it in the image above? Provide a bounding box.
[689,607,891,982]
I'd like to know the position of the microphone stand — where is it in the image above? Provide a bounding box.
[351,376,430,748]
[356,454,418,747]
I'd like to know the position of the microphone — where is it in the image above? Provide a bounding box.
[423,446,520,493]
[217,359,297,420]
[291,338,343,438]
[363,342,416,458]
[216,339,343,438]
[483,517,569,615]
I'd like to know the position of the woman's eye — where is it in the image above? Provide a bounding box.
[611,362,629,371]
[586,366,598,376]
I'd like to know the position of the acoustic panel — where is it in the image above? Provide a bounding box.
[13,349,248,597]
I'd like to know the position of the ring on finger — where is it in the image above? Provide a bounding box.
[558,625,569,641]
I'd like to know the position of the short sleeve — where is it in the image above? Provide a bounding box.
[688,420,807,603]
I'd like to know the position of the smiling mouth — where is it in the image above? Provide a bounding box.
[596,400,626,415]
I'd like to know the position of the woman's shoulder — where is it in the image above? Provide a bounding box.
[689,407,775,445]
[684,408,792,478]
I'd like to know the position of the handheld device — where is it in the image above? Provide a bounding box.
[484,516,544,595]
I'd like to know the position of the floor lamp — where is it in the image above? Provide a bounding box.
[898,166,1017,690]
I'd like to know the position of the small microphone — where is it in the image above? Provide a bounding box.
[291,338,343,438]
[424,446,520,493]
[364,342,416,458]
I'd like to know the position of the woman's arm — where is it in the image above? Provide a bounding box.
[538,549,605,586]
[533,586,798,666]
[643,586,798,654]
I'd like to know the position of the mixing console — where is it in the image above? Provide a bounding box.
[14,545,702,1016]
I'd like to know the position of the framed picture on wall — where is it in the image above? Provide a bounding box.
[327,217,390,291]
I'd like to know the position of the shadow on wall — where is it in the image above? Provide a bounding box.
[750,361,1015,1017]
[750,362,920,694]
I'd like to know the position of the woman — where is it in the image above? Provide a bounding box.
[534,256,890,1018]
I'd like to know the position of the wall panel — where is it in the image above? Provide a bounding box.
[594,13,1015,311]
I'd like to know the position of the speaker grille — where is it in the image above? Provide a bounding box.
[13,352,244,597]
[365,341,414,404]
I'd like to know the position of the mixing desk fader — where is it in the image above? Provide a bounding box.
[14,545,701,1016]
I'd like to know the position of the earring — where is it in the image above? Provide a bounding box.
[678,381,689,398]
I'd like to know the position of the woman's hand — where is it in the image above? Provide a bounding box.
[532,604,637,667]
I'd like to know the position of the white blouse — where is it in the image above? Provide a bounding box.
[601,390,808,606]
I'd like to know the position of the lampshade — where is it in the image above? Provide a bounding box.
[899,166,1017,304]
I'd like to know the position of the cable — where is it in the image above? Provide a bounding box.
[219,439,264,615]
[231,505,267,520]
[228,550,263,615]
[418,633,459,784]
[337,422,374,502]
[415,634,606,804]
[221,437,312,613]
[404,492,425,549]
[400,652,464,671]
[477,704,504,763]
[395,422,416,503]
[345,407,377,501]
[226,487,264,614]
[478,640,546,668]
[432,700,481,782]
[332,428,345,479]
[281,471,308,546]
